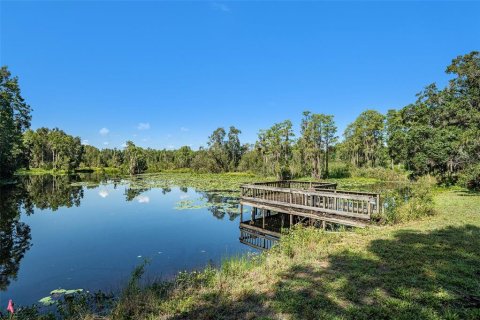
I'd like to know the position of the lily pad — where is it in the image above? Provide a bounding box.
[39,296,56,306]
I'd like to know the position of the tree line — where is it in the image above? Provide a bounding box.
[1,52,479,189]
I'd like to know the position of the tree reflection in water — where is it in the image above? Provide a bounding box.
[0,174,108,292]
[0,174,243,294]
[0,184,32,291]
[200,191,240,221]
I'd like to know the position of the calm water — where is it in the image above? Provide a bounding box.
[0,174,254,306]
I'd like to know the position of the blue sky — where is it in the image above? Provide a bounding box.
[1,1,479,150]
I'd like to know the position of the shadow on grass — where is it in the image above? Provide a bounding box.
[170,225,480,319]
[273,225,480,320]
[452,190,480,197]
[169,290,273,320]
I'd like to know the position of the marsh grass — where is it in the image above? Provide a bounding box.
[377,176,437,224]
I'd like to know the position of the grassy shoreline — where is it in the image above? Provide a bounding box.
[91,189,479,320]
[15,167,122,176]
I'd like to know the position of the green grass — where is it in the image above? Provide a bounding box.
[16,167,122,175]
[16,168,72,175]
[94,189,479,320]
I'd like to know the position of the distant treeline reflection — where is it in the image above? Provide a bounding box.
[0,174,243,292]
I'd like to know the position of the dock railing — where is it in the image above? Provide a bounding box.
[249,180,337,190]
[240,181,380,226]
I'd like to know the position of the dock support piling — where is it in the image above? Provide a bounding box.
[262,209,265,229]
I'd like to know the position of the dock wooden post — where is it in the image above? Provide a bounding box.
[262,209,265,229]
[290,213,293,227]
[367,198,372,218]
[376,194,380,214]
[240,204,243,223]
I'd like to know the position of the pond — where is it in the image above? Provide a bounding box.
[0,174,256,306]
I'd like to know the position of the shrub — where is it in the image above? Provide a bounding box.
[458,164,480,191]
[326,162,351,178]
[379,176,436,224]
[176,266,216,289]
[351,166,409,182]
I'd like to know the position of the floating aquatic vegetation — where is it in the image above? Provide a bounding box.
[39,288,84,306]
[174,199,210,210]
[125,172,269,196]
[38,296,55,306]
[70,181,101,188]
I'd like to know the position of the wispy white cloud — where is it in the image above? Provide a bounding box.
[81,140,90,145]
[103,141,109,146]
[99,127,109,136]
[211,2,230,12]
[137,122,150,130]
[180,127,189,132]
[121,142,127,148]
[167,145,175,150]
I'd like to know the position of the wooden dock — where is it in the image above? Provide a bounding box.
[239,180,380,228]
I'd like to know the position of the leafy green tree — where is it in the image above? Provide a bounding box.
[23,128,83,171]
[256,120,294,178]
[298,112,338,178]
[191,147,217,173]
[238,144,263,173]
[386,109,407,170]
[175,146,194,168]
[341,110,386,167]
[0,66,32,178]
[226,126,243,170]
[110,148,124,168]
[124,141,147,175]
[386,51,480,184]
[80,145,102,168]
[207,127,229,172]
[298,111,323,178]
[205,126,243,172]
[322,115,338,177]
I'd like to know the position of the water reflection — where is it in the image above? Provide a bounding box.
[0,185,32,291]
[199,192,240,221]
[136,195,150,203]
[22,175,84,211]
[0,175,95,291]
[0,174,250,304]
[124,187,150,202]
[0,174,114,294]
[98,189,109,198]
